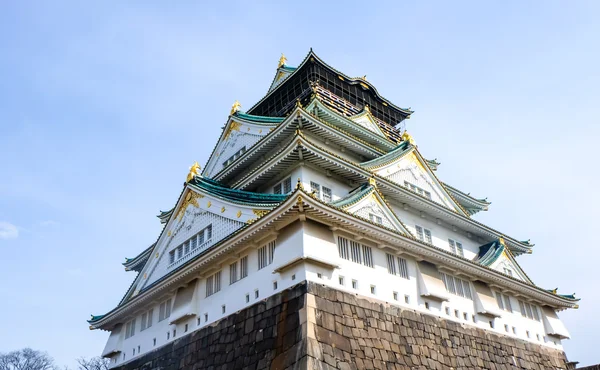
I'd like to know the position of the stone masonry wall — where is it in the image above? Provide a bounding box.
[304,282,571,370]
[114,282,309,370]
[115,281,574,370]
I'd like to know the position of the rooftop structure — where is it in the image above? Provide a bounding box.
[89,51,578,368]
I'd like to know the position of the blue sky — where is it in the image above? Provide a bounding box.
[1,1,598,367]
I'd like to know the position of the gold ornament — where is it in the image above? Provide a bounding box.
[186,161,201,182]
[176,191,204,221]
[401,131,416,145]
[278,53,287,68]
[230,100,241,115]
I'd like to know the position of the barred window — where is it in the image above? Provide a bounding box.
[386,254,397,275]
[338,236,349,260]
[240,256,248,279]
[337,236,373,268]
[310,181,321,198]
[440,272,472,300]
[274,177,292,194]
[448,239,464,257]
[229,262,238,285]
[398,257,409,279]
[350,241,362,264]
[415,225,432,244]
[169,224,213,265]
[519,300,540,321]
[404,181,432,200]
[158,299,172,322]
[369,213,383,224]
[495,292,513,312]
[223,146,247,167]
[141,309,153,331]
[258,240,276,270]
[322,186,332,202]
[362,245,373,267]
[206,271,221,297]
[125,318,136,339]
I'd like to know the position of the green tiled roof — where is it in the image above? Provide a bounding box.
[331,183,374,208]
[234,112,285,123]
[360,141,412,169]
[189,176,288,205]
[475,239,505,266]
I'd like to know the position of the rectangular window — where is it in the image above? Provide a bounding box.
[504,295,513,312]
[415,225,432,244]
[362,245,373,267]
[258,240,276,270]
[352,280,358,289]
[158,299,171,322]
[404,295,410,304]
[398,257,409,279]
[370,285,376,294]
[146,309,153,329]
[310,181,321,198]
[448,239,464,257]
[283,177,292,194]
[337,236,373,268]
[190,236,197,250]
[393,292,398,301]
[141,313,147,331]
[169,250,175,264]
[440,273,472,300]
[386,253,397,275]
[369,213,383,224]
[206,271,221,297]
[125,318,136,339]
[240,256,248,279]
[339,276,344,286]
[255,290,259,299]
[274,177,292,194]
[223,146,247,167]
[350,241,362,264]
[495,292,513,312]
[322,186,332,202]
[230,262,238,285]
[338,236,349,260]
[404,181,432,200]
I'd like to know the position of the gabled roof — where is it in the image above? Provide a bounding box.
[474,238,532,283]
[331,181,412,236]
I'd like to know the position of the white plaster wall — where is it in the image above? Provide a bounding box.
[298,166,353,202]
[299,226,564,351]
[144,210,244,288]
[205,129,266,178]
[109,220,565,368]
[388,201,482,260]
[109,221,307,368]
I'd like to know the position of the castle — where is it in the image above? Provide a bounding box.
[89,51,578,369]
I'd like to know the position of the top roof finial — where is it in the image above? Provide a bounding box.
[230,100,241,115]
[278,53,287,68]
[186,161,201,183]
[401,131,416,146]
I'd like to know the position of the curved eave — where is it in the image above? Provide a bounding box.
[187,181,285,207]
[331,184,374,208]
[247,50,413,119]
[213,107,388,184]
[123,243,155,272]
[233,112,285,124]
[360,141,413,169]
[307,98,397,150]
[89,188,576,330]
[231,134,533,256]
[443,183,491,210]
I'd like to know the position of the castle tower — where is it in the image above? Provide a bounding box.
[89,51,579,369]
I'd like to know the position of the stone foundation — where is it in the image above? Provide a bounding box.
[115,281,573,370]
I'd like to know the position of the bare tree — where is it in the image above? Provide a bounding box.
[75,358,108,370]
[0,348,55,370]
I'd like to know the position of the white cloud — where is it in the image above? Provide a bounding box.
[40,220,59,227]
[0,222,19,239]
